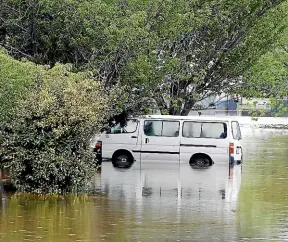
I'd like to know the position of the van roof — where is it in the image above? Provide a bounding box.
[137,115,238,122]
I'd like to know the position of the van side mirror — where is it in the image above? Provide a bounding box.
[106,127,111,134]
[100,127,111,133]
[100,127,106,132]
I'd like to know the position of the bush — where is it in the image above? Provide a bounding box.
[0,48,42,164]
[1,52,111,193]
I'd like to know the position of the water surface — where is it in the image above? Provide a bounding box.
[0,128,287,241]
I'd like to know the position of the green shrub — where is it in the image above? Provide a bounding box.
[0,48,42,164]
[1,52,111,193]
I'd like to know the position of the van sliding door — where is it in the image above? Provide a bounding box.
[140,120,180,164]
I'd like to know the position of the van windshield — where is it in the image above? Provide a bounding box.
[182,122,227,139]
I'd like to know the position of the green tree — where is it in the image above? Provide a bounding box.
[241,28,288,115]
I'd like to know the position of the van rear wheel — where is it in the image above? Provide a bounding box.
[112,152,133,169]
[190,156,211,168]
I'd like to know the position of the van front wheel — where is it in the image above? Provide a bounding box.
[112,152,133,169]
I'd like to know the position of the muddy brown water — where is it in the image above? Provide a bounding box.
[0,128,287,241]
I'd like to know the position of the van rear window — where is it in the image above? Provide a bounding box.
[231,121,242,140]
[182,122,227,139]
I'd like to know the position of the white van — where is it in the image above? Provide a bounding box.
[95,115,243,168]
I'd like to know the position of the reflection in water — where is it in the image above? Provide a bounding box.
[97,161,242,241]
[0,127,287,241]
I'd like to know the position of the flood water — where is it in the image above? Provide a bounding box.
[0,128,287,241]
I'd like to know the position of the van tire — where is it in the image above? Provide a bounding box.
[189,154,212,168]
[112,151,133,169]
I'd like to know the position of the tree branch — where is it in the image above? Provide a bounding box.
[1,43,32,58]
[256,0,286,17]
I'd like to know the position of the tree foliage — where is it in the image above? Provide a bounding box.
[1,0,287,116]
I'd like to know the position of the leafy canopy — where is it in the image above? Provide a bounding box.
[1,0,287,116]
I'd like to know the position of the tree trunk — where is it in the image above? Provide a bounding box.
[180,100,195,116]
[168,107,181,115]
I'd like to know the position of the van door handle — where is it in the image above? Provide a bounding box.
[131,136,137,138]
[145,138,149,144]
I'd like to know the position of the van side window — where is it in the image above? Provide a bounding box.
[232,121,241,140]
[182,122,201,138]
[182,122,227,139]
[144,120,179,137]
[162,121,180,137]
[202,123,226,139]
[109,120,138,134]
